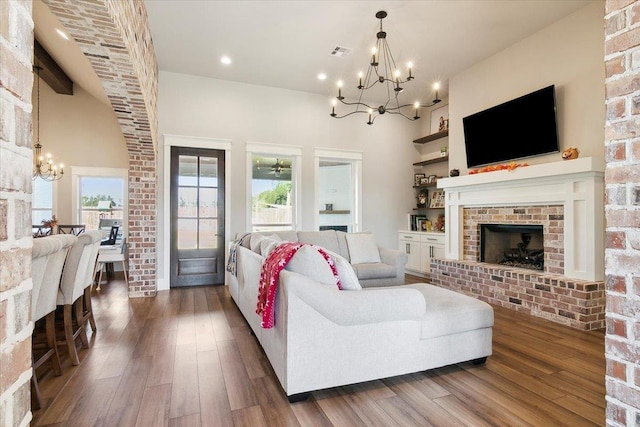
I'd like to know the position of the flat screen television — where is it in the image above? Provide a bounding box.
[462,85,559,168]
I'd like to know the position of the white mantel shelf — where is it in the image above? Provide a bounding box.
[436,157,605,282]
[437,157,604,190]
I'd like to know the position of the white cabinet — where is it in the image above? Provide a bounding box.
[399,231,445,274]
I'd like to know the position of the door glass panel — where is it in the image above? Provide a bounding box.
[178,218,197,249]
[199,219,218,249]
[199,188,217,218]
[178,187,198,217]
[178,155,198,186]
[200,157,218,187]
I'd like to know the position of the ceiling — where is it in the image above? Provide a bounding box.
[34,0,594,110]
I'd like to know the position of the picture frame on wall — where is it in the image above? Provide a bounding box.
[430,104,449,134]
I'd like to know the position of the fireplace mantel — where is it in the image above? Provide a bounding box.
[437,157,605,281]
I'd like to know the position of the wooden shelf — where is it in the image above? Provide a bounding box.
[413,207,444,211]
[413,182,438,189]
[413,155,448,167]
[319,210,350,215]
[413,130,449,144]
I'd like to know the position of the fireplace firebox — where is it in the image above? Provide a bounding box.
[480,224,544,271]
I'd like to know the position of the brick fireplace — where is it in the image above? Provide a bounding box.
[432,158,605,330]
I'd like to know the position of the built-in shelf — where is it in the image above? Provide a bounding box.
[413,207,443,211]
[319,210,350,215]
[413,155,448,167]
[413,130,449,144]
[413,183,438,189]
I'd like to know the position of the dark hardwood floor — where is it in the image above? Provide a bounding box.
[32,274,605,426]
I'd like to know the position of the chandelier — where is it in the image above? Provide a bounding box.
[330,11,441,125]
[33,65,64,181]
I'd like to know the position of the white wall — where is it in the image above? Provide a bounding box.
[448,2,605,174]
[35,80,129,223]
[157,71,420,256]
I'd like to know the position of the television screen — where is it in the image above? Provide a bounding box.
[462,85,559,168]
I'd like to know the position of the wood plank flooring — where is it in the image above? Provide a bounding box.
[32,275,605,426]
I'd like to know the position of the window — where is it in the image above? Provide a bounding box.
[246,143,301,232]
[78,177,125,230]
[72,167,128,231]
[32,178,54,225]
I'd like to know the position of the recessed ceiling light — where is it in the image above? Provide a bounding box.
[317,73,327,80]
[56,29,69,40]
[220,56,232,65]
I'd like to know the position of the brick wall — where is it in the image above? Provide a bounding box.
[604,0,640,425]
[0,0,34,425]
[44,0,159,297]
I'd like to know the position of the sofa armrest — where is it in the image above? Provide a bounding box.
[281,270,425,326]
[379,246,407,272]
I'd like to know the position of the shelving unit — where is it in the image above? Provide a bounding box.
[413,156,448,167]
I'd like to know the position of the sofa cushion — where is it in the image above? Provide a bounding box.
[297,230,342,255]
[336,231,351,262]
[405,284,494,340]
[351,262,397,280]
[346,233,381,264]
[251,233,281,255]
[285,245,341,287]
[260,237,281,258]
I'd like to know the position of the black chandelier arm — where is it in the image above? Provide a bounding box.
[330,110,370,119]
[336,99,377,110]
[384,110,419,121]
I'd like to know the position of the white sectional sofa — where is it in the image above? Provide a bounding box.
[227,230,494,402]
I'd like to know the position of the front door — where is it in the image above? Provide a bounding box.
[170,147,225,287]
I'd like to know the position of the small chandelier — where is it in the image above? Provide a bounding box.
[330,11,441,125]
[33,65,64,181]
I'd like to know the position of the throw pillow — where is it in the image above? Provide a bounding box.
[284,245,339,286]
[324,249,361,290]
[345,233,381,264]
[250,233,266,254]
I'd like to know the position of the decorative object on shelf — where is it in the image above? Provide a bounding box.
[329,11,441,125]
[450,169,460,177]
[409,214,427,231]
[417,189,428,208]
[414,173,425,186]
[428,174,438,184]
[419,176,430,185]
[41,215,58,229]
[324,203,333,211]
[430,190,445,208]
[561,147,579,160]
[430,104,449,134]
[32,65,64,182]
[435,214,445,232]
[440,146,448,157]
[425,220,433,231]
[468,161,529,175]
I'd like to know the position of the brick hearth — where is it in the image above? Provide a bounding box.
[430,260,605,330]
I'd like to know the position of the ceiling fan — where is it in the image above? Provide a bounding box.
[269,159,290,177]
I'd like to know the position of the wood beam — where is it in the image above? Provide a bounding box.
[34,39,73,95]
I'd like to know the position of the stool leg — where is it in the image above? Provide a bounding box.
[46,312,62,376]
[31,366,43,410]
[75,298,89,349]
[84,287,97,333]
[97,263,104,291]
[121,260,129,286]
[63,304,80,366]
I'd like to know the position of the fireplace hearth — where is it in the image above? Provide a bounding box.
[481,224,544,271]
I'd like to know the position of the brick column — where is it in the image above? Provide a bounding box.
[0,0,34,425]
[44,0,159,297]
[604,1,640,425]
